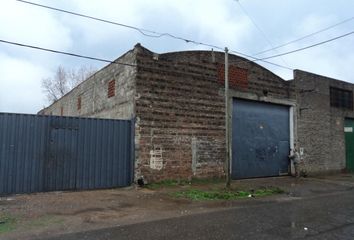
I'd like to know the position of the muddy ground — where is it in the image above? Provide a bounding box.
[0,175,352,240]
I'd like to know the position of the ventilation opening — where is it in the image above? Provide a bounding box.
[77,96,81,110]
[108,79,115,98]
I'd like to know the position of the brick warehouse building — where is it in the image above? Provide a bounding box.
[39,44,354,182]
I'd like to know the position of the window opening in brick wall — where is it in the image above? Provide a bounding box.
[77,96,81,110]
[108,79,115,98]
[217,64,248,89]
[330,87,353,110]
[60,106,64,116]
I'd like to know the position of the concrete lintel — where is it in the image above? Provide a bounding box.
[228,90,296,107]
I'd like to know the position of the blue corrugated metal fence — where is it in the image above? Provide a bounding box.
[0,113,134,195]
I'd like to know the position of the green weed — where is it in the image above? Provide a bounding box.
[146,178,224,189]
[0,214,17,234]
[172,187,284,201]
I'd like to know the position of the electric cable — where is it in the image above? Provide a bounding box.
[254,16,354,56]
[0,39,137,67]
[15,0,292,70]
[257,30,354,61]
[234,0,290,67]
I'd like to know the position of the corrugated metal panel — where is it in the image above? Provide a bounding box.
[0,113,134,195]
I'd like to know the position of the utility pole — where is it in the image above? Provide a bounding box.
[225,47,231,188]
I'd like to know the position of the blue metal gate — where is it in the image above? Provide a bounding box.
[232,99,290,179]
[0,113,134,195]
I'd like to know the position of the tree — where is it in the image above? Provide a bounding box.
[42,65,96,103]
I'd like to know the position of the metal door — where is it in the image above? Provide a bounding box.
[232,99,290,179]
[45,127,78,191]
[345,118,354,172]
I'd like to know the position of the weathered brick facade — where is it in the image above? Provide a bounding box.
[134,48,225,181]
[294,70,354,175]
[39,44,353,182]
[133,46,295,181]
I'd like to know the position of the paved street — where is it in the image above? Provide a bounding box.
[43,186,354,240]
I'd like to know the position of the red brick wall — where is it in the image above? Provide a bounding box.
[217,64,248,89]
[107,79,115,98]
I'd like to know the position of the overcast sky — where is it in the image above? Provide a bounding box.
[0,0,353,113]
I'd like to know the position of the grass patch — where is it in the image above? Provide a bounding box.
[0,214,17,234]
[172,187,284,201]
[146,178,224,190]
[189,178,225,185]
[25,215,64,229]
[0,214,64,234]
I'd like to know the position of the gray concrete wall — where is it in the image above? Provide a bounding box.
[39,48,137,120]
[294,70,354,174]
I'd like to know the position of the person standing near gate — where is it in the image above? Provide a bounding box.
[289,145,301,177]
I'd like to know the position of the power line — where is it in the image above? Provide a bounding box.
[15,0,292,70]
[0,39,220,108]
[0,39,137,67]
[234,0,290,67]
[0,37,287,72]
[0,38,294,74]
[17,0,166,39]
[256,30,354,61]
[15,0,224,50]
[254,16,354,56]
[2,29,352,73]
[0,38,248,81]
[234,0,276,52]
[229,50,293,70]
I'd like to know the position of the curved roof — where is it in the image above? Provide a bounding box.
[135,44,286,81]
